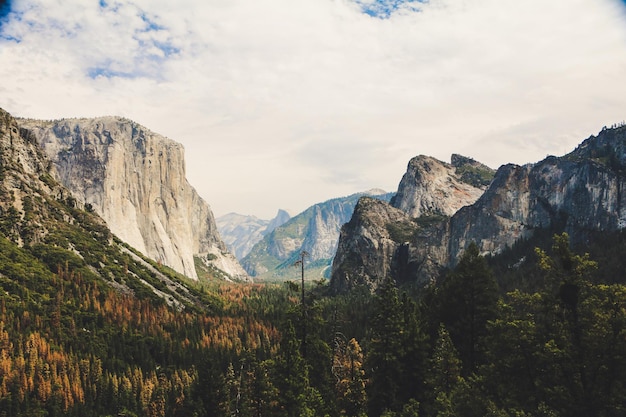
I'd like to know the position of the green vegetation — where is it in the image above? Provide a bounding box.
[3,192,626,417]
[414,213,448,228]
[455,164,495,188]
[3,116,626,416]
[194,253,234,282]
[386,219,419,243]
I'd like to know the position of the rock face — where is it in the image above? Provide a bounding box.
[19,116,248,281]
[0,107,221,309]
[330,156,491,292]
[217,209,291,260]
[330,197,449,292]
[331,126,626,292]
[242,189,394,280]
[0,109,67,246]
[449,129,626,262]
[390,155,490,217]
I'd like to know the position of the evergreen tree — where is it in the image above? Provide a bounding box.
[436,242,499,374]
[232,353,280,417]
[303,302,335,416]
[483,233,626,416]
[366,278,405,416]
[273,322,315,417]
[423,324,462,417]
[193,354,227,417]
[398,293,429,406]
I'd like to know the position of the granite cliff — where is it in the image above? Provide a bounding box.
[330,126,626,292]
[0,109,66,246]
[390,154,492,217]
[331,155,491,292]
[449,126,626,262]
[242,189,393,281]
[18,116,247,281]
[217,209,291,260]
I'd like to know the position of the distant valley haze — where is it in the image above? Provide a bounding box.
[1,0,626,218]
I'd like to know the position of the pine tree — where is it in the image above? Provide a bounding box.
[366,278,405,417]
[273,322,312,417]
[425,324,462,416]
[436,242,499,374]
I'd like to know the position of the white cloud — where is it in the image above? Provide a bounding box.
[1,0,626,218]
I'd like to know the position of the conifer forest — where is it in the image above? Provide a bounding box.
[1,199,626,417]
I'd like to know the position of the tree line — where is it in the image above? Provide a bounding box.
[1,231,626,416]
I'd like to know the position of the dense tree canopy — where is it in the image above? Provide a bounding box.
[1,216,626,417]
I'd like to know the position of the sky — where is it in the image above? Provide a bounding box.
[1,0,626,219]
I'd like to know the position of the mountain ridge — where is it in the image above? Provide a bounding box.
[216,209,292,259]
[330,125,626,292]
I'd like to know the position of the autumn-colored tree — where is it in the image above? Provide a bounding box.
[334,336,367,417]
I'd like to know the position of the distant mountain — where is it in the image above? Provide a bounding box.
[18,116,248,281]
[217,209,291,259]
[241,189,394,281]
[331,125,626,293]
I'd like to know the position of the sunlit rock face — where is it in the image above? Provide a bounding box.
[20,116,248,281]
[332,155,490,292]
[450,137,626,263]
[331,127,626,292]
[390,155,489,217]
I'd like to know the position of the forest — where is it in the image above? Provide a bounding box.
[1,218,626,417]
[0,158,625,417]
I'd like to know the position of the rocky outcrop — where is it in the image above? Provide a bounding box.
[331,156,489,291]
[0,109,68,246]
[242,189,393,280]
[217,209,291,260]
[449,133,626,261]
[331,126,626,292]
[390,155,492,217]
[330,197,449,293]
[18,116,248,281]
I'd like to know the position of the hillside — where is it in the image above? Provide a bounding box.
[2,106,626,417]
[0,108,279,416]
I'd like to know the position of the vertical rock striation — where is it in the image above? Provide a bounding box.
[19,116,247,281]
[331,154,494,292]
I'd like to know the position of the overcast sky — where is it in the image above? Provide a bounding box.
[1,0,626,219]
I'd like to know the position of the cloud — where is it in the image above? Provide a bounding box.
[0,0,626,218]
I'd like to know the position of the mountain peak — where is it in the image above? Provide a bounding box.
[390,154,489,218]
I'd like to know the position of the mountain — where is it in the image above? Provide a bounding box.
[216,209,291,260]
[0,107,285,416]
[18,116,248,281]
[242,189,394,281]
[390,154,493,217]
[5,104,626,417]
[330,125,626,292]
[0,106,224,310]
[331,155,493,292]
